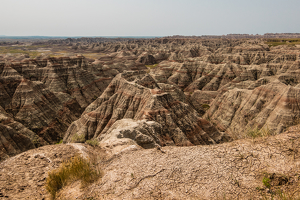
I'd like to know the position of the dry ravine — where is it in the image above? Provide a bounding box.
[1,36,300,199]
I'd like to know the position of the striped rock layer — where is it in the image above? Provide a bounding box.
[0,56,146,159]
[64,70,231,146]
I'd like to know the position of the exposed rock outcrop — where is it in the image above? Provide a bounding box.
[205,80,300,138]
[1,128,300,200]
[98,119,163,153]
[2,37,300,158]
[0,56,147,158]
[0,106,37,160]
[64,70,231,146]
[2,36,300,199]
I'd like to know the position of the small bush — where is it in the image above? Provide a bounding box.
[86,139,99,147]
[46,155,101,199]
[201,104,210,111]
[145,64,158,69]
[56,139,63,144]
[245,126,271,139]
[71,134,85,143]
[263,176,271,189]
[32,136,40,147]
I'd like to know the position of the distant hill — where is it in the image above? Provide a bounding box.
[164,33,300,39]
[0,36,75,39]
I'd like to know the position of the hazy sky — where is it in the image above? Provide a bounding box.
[1,0,300,36]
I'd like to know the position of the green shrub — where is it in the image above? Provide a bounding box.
[145,64,158,69]
[56,139,63,144]
[86,139,99,147]
[71,134,85,143]
[46,155,101,199]
[201,104,210,111]
[262,176,271,189]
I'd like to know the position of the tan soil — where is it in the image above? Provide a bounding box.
[1,126,300,199]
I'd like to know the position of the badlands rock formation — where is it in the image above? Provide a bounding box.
[64,70,231,148]
[98,119,163,153]
[0,56,146,159]
[0,106,36,159]
[1,37,300,158]
[205,80,300,138]
[1,36,300,199]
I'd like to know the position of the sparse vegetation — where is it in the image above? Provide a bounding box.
[0,46,41,58]
[56,139,63,144]
[275,190,300,200]
[85,139,99,147]
[32,136,40,147]
[145,63,158,69]
[71,133,86,143]
[262,176,271,189]
[201,104,210,111]
[245,126,272,139]
[46,155,101,199]
[258,172,300,200]
[265,38,300,47]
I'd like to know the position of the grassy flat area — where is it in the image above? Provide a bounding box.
[82,53,105,59]
[265,38,300,47]
[0,45,53,58]
[0,45,106,59]
[0,46,40,58]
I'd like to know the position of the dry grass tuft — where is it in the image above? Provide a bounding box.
[145,63,158,69]
[71,134,85,143]
[245,126,272,139]
[85,139,99,147]
[46,155,101,199]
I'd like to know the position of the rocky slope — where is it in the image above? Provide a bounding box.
[0,143,105,199]
[0,106,37,160]
[0,56,146,160]
[64,70,231,148]
[1,126,300,199]
[1,37,300,199]
[205,80,300,138]
[1,37,300,158]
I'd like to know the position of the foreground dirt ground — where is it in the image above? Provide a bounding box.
[1,126,300,200]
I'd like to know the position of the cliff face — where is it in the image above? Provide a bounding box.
[0,56,147,160]
[0,106,37,160]
[64,70,231,147]
[149,55,300,93]
[1,37,300,159]
[205,80,300,138]
[2,37,300,199]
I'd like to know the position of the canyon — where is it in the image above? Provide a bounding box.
[1,36,300,199]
